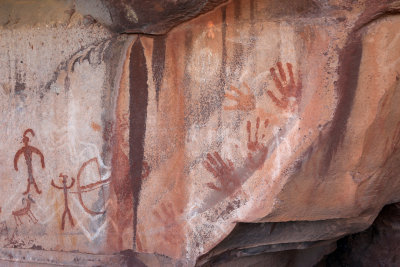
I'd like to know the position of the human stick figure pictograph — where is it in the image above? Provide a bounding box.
[51,173,75,230]
[14,129,45,195]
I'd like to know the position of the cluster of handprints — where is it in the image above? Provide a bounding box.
[203,62,302,198]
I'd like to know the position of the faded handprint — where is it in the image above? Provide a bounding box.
[203,152,239,193]
[224,82,256,111]
[267,62,302,110]
[247,117,269,168]
[153,203,184,249]
[154,203,176,228]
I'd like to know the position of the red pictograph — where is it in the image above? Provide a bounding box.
[203,152,239,193]
[12,195,38,227]
[267,62,302,110]
[247,117,269,152]
[51,173,75,230]
[14,129,45,195]
[75,158,110,216]
[246,117,269,169]
[203,117,270,196]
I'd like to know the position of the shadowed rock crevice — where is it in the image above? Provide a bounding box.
[196,216,375,266]
[197,202,400,266]
[320,202,400,266]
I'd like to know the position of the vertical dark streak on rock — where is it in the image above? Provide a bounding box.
[220,6,227,84]
[320,31,362,177]
[7,49,12,87]
[230,0,243,81]
[129,37,148,249]
[183,29,193,128]
[217,6,227,146]
[100,39,127,220]
[234,0,241,20]
[229,0,246,131]
[320,0,400,176]
[183,30,193,86]
[152,35,166,107]
[99,40,115,220]
[101,39,118,166]
[248,0,256,56]
[250,0,255,23]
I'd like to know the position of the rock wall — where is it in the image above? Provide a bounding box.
[1,0,400,266]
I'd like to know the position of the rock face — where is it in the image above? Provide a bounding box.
[1,0,400,266]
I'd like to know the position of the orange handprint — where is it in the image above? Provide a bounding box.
[267,62,302,110]
[224,82,256,111]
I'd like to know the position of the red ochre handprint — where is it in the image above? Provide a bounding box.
[203,152,240,193]
[267,62,302,110]
[201,118,271,207]
[224,82,256,111]
[247,117,269,152]
[247,117,270,168]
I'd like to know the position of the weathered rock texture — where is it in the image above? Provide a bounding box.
[1,0,400,266]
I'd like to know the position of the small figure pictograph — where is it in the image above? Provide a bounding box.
[12,194,38,227]
[51,173,75,230]
[14,129,45,195]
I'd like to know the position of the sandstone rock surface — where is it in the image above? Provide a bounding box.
[0,0,400,266]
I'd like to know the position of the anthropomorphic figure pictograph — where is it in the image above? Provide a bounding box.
[51,173,75,230]
[14,129,45,195]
